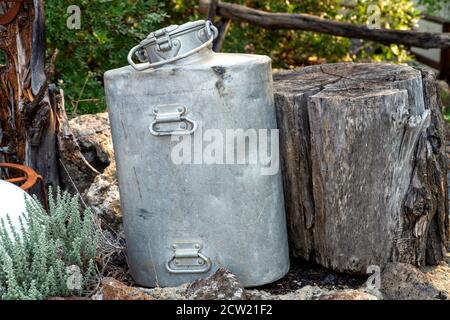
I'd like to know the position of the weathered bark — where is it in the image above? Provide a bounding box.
[0,1,101,199]
[0,0,59,189]
[274,63,448,274]
[199,0,450,49]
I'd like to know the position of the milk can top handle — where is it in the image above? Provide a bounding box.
[127,21,218,71]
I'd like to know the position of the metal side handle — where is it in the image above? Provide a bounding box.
[149,104,198,136]
[166,242,211,274]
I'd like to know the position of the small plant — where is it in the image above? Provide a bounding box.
[0,188,98,300]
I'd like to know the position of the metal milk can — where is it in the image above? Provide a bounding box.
[104,20,289,287]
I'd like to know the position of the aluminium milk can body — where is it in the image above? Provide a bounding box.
[105,50,289,288]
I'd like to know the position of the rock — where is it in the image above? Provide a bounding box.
[319,289,378,300]
[69,113,114,172]
[100,278,188,300]
[97,260,450,300]
[85,165,122,228]
[99,270,383,301]
[421,257,450,300]
[69,113,122,226]
[248,285,381,300]
[146,286,189,300]
[324,274,336,285]
[246,285,331,300]
[102,278,154,300]
[439,291,448,300]
[186,268,247,300]
[101,277,189,300]
[98,278,384,301]
[380,263,442,300]
[289,286,328,300]
[48,296,91,300]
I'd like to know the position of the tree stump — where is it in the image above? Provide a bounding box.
[0,1,60,187]
[274,63,448,274]
[0,1,96,194]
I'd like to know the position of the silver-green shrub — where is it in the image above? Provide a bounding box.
[0,188,98,300]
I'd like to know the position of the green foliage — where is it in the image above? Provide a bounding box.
[168,0,420,67]
[46,0,166,115]
[442,88,450,122]
[418,0,450,14]
[0,50,6,66]
[0,188,98,300]
[47,0,422,115]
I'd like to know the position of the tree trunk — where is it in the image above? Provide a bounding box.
[0,0,59,188]
[274,63,448,274]
[0,1,100,198]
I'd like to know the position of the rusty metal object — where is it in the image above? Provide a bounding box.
[0,0,23,25]
[0,162,48,210]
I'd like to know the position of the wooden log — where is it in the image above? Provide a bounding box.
[274,63,448,273]
[212,18,231,52]
[205,0,218,22]
[198,0,230,52]
[199,0,450,49]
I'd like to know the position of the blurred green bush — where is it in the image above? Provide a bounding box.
[46,0,166,115]
[46,0,422,115]
[418,0,450,15]
[442,87,450,122]
[170,0,420,67]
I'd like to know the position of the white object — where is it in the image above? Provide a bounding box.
[0,179,32,235]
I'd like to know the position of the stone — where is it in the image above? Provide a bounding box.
[101,277,190,300]
[99,278,188,300]
[248,286,381,300]
[102,277,154,300]
[69,113,114,172]
[380,263,442,300]
[421,256,450,300]
[185,268,247,300]
[95,260,448,301]
[48,296,91,300]
[84,165,122,228]
[246,285,331,300]
[69,112,122,226]
[319,289,378,300]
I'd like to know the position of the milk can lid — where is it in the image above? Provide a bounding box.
[144,20,208,45]
[127,20,218,71]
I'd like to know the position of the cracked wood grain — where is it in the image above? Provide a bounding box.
[274,63,448,273]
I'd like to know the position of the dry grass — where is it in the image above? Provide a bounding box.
[87,213,132,296]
